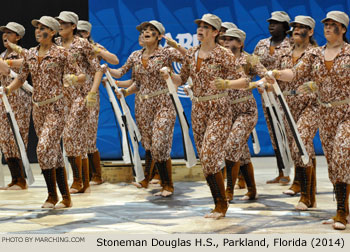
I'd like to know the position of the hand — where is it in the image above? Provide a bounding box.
[162,35,178,48]
[8,41,24,55]
[245,81,257,91]
[93,44,102,55]
[63,74,78,87]
[86,91,97,107]
[298,81,318,94]
[101,77,107,88]
[115,88,128,99]
[265,70,279,84]
[213,78,229,90]
[110,68,122,79]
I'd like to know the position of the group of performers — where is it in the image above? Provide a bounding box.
[0,9,349,231]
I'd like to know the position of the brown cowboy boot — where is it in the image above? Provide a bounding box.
[205,172,228,219]
[69,156,83,193]
[266,149,290,184]
[90,151,104,185]
[6,158,27,190]
[295,165,313,210]
[132,150,154,188]
[236,169,246,189]
[225,160,240,202]
[283,166,301,196]
[240,162,258,200]
[55,167,72,209]
[332,182,349,230]
[310,158,317,207]
[41,168,58,208]
[78,158,91,193]
[5,158,18,188]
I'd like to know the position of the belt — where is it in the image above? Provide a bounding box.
[192,92,228,102]
[318,98,350,108]
[33,93,64,107]
[139,88,169,101]
[231,95,254,104]
[283,90,300,96]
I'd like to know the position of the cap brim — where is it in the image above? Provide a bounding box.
[31,20,39,27]
[0,26,7,32]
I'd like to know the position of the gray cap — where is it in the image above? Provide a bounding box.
[321,11,349,29]
[56,11,79,25]
[221,22,237,30]
[267,11,290,23]
[32,16,60,32]
[290,15,316,29]
[77,20,92,32]
[221,28,246,42]
[138,20,165,35]
[195,13,222,31]
[0,22,25,37]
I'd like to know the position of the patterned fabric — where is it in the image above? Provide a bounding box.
[0,50,31,159]
[180,44,245,176]
[293,43,350,183]
[56,36,101,158]
[254,36,292,150]
[276,45,319,167]
[225,52,260,163]
[18,44,79,169]
[120,46,183,161]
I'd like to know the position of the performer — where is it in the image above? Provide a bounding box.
[254,11,292,185]
[0,16,85,208]
[55,11,104,194]
[171,14,250,218]
[218,22,237,46]
[267,11,350,230]
[0,22,31,190]
[77,20,119,185]
[271,16,319,206]
[216,28,267,201]
[110,20,183,197]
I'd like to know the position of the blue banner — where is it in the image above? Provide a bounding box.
[89,0,349,159]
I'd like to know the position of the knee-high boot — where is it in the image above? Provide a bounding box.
[296,165,313,210]
[310,158,317,207]
[90,151,103,185]
[156,159,174,193]
[332,182,349,230]
[236,168,246,189]
[240,162,257,200]
[69,156,83,193]
[284,165,301,195]
[205,172,228,218]
[134,150,154,188]
[55,167,72,209]
[42,168,58,208]
[225,160,240,202]
[6,158,27,190]
[78,158,91,193]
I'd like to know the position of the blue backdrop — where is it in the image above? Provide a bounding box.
[89,0,350,159]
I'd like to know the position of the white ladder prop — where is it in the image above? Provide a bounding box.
[160,67,197,168]
[105,69,144,182]
[0,87,34,185]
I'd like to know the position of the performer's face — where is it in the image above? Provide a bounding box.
[77,30,90,39]
[142,25,161,45]
[2,29,20,48]
[58,20,76,38]
[223,36,242,54]
[35,23,55,43]
[196,22,218,42]
[292,24,313,44]
[323,20,346,42]
[268,20,285,37]
[218,27,227,46]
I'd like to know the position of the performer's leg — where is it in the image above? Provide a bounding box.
[41,168,58,208]
[240,162,258,200]
[283,165,301,196]
[68,156,83,193]
[332,183,349,230]
[78,157,91,193]
[295,165,313,210]
[90,151,103,185]
[225,160,240,202]
[205,172,228,219]
[6,158,27,190]
[55,167,72,209]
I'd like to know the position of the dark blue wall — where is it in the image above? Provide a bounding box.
[89,0,350,159]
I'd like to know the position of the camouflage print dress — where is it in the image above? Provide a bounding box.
[56,36,101,158]
[276,45,319,167]
[17,44,79,170]
[119,46,183,162]
[180,45,245,176]
[0,50,31,160]
[254,37,291,150]
[292,43,350,183]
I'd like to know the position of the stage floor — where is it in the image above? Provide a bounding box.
[1,156,349,234]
